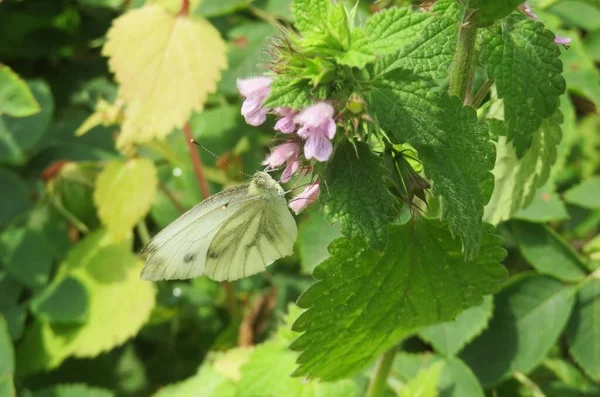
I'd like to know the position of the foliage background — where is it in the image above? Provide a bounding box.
[1,0,600,396]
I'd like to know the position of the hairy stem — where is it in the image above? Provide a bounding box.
[183,123,211,199]
[471,79,494,109]
[448,9,479,102]
[366,348,397,397]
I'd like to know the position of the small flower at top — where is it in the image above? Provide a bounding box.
[237,77,272,126]
[294,102,336,162]
[274,107,298,134]
[289,182,320,214]
[519,2,537,19]
[262,142,301,183]
[554,36,572,46]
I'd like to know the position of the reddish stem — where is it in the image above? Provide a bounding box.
[183,123,210,199]
[178,0,190,16]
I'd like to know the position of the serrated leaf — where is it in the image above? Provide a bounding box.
[16,230,155,375]
[322,141,398,250]
[154,363,237,397]
[0,64,40,117]
[460,274,575,387]
[513,183,569,223]
[399,361,443,397]
[391,354,485,397]
[290,219,506,380]
[292,0,329,36]
[564,176,600,210]
[0,318,15,397]
[30,276,89,324]
[103,5,227,147]
[297,208,342,274]
[370,75,495,257]
[510,220,587,282]
[32,383,114,397]
[94,158,157,240]
[0,79,54,165]
[419,296,493,357]
[481,20,565,156]
[263,78,326,109]
[566,278,600,381]
[484,111,562,225]
[238,340,359,397]
[470,0,523,27]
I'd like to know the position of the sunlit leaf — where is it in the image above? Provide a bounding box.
[0,64,40,117]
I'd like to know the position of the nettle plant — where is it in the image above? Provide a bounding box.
[233,0,568,382]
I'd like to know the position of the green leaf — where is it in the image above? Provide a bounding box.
[292,0,329,36]
[263,78,325,109]
[218,23,278,96]
[419,296,494,357]
[0,79,54,165]
[391,353,485,397]
[154,363,238,397]
[566,278,600,381]
[0,317,15,397]
[290,219,506,380]
[196,0,252,17]
[470,0,523,27]
[481,20,565,157]
[322,141,397,250]
[0,169,32,228]
[564,176,600,210]
[510,221,587,282]
[16,230,155,375]
[0,64,40,117]
[370,77,495,257]
[297,208,342,274]
[460,274,575,387]
[513,183,569,223]
[399,361,443,397]
[484,111,563,225]
[94,158,158,240]
[32,384,114,397]
[561,32,600,108]
[374,16,458,80]
[238,340,359,397]
[30,276,89,324]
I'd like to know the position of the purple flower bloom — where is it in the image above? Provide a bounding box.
[554,36,572,46]
[294,102,336,162]
[262,142,301,183]
[289,182,320,214]
[519,2,537,19]
[274,107,298,134]
[237,77,272,126]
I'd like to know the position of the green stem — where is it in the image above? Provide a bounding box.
[136,220,151,245]
[366,348,396,397]
[471,79,494,109]
[448,10,479,102]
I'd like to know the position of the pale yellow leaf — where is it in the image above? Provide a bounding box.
[102,5,227,147]
[94,158,158,240]
[16,231,155,375]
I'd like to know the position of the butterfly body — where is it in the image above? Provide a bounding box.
[140,172,297,281]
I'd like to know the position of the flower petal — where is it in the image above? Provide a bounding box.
[236,77,272,98]
[289,183,320,214]
[304,133,333,162]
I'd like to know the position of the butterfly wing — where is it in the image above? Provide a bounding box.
[140,183,259,280]
[205,193,298,281]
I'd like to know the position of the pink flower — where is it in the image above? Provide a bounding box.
[554,36,572,46]
[519,2,537,19]
[294,102,336,162]
[289,182,320,214]
[274,108,298,133]
[237,77,272,126]
[262,142,301,183]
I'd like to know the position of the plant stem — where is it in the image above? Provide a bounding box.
[183,123,210,199]
[448,9,479,102]
[366,348,397,397]
[136,220,151,245]
[471,79,494,109]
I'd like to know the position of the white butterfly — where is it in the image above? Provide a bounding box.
[140,172,297,282]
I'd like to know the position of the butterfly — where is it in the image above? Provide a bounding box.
[140,172,297,282]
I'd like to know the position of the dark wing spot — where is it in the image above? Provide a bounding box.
[207,250,219,259]
[221,203,229,210]
[183,253,196,263]
[141,243,157,255]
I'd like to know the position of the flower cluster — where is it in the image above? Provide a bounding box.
[237,76,333,214]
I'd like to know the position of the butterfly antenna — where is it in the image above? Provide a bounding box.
[190,139,253,178]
